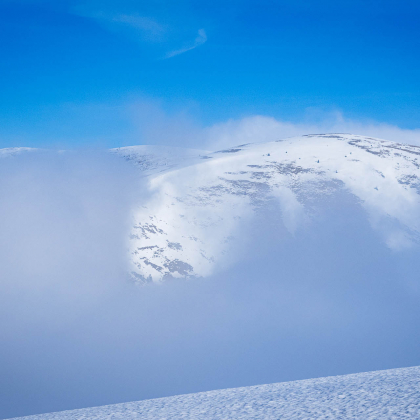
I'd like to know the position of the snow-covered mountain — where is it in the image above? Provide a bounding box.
[114,134,420,283]
[8,365,420,419]
[3,135,419,283]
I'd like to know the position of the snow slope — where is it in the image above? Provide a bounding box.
[111,145,210,177]
[119,134,420,283]
[8,365,420,419]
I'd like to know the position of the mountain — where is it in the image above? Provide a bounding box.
[114,134,420,283]
[2,135,419,283]
[7,365,420,419]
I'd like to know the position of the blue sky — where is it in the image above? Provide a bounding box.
[1,0,419,148]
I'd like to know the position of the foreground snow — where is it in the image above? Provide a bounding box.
[9,366,420,419]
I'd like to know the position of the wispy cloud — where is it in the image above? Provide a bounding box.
[125,102,420,150]
[68,1,207,56]
[111,14,167,42]
[75,10,168,44]
[200,113,420,150]
[165,28,207,59]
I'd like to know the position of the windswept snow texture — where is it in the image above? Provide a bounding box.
[117,134,420,283]
[9,366,420,419]
[111,145,210,176]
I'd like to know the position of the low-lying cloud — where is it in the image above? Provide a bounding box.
[1,149,420,419]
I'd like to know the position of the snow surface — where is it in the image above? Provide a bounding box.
[119,134,420,283]
[111,145,210,176]
[8,366,420,419]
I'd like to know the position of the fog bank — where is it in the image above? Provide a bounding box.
[1,152,420,419]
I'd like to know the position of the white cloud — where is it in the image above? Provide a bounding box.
[199,113,420,150]
[72,9,168,44]
[126,103,420,150]
[165,28,207,59]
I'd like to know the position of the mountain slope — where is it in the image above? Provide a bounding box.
[120,134,420,283]
[8,365,420,419]
[111,145,210,176]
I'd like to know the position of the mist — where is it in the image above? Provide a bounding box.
[1,151,420,419]
[4,97,420,150]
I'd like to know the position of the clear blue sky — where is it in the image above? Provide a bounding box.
[1,0,419,148]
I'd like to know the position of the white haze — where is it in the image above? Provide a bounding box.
[1,148,420,419]
[4,98,420,150]
[126,101,420,149]
[201,114,420,150]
